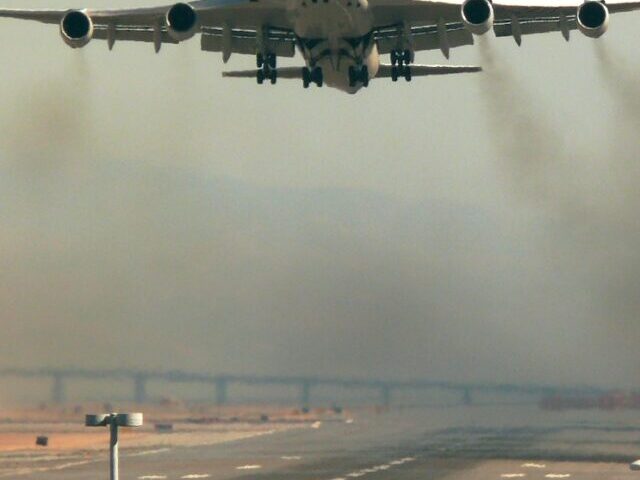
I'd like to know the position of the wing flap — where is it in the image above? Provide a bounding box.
[201,26,295,57]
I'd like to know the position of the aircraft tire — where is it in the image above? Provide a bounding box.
[361,66,369,87]
[404,66,412,82]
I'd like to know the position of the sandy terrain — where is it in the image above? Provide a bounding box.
[0,404,334,453]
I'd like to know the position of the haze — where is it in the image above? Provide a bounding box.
[1,0,639,403]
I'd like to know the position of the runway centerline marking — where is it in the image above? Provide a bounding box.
[281,456,302,460]
[338,456,416,480]
[501,474,526,478]
[181,475,210,479]
[236,465,262,470]
[545,474,571,478]
[522,463,546,469]
[138,476,167,479]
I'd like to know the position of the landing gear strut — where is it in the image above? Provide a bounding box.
[348,65,369,88]
[256,53,277,85]
[390,49,413,83]
[390,49,412,66]
[302,67,323,88]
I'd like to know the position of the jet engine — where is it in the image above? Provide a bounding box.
[461,0,494,35]
[59,10,93,48]
[577,0,609,37]
[166,2,199,41]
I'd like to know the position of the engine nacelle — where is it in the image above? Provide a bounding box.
[577,0,609,38]
[166,3,199,41]
[59,10,93,48]
[461,0,494,35]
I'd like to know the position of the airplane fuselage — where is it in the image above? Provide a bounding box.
[287,0,379,92]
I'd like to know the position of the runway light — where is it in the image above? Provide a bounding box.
[86,412,143,480]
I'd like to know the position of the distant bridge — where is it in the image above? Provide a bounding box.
[0,367,607,407]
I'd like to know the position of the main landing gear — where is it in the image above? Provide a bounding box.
[302,67,323,88]
[256,53,277,85]
[348,65,369,88]
[390,49,413,82]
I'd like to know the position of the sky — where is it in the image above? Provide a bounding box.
[1,0,640,404]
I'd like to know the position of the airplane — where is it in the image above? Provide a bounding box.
[0,0,637,93]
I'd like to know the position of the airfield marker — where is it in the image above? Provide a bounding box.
[86,412,143,480]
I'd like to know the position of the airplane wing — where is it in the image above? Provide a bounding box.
[0,0,294,57]
[371,0,640,57]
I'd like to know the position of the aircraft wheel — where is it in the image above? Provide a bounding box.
[404,66,412,82]
[313,68,323,87]
[402,49,412,65]
[391,66,398,82]
[390,50,398,66]
[257,69,265,84]
[302,67,311,88]
[267,53,277,69]
[361,65,369,87]
[348,66,357,87]
[256,53,264,68]
[270,68,277,84]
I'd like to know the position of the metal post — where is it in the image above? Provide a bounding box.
[110,414,119,480]
[86,412,142,480]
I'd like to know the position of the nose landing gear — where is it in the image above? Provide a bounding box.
[348,65,369,87]
[256,53,277,85]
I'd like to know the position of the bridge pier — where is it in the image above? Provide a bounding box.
[133,375,148,404]
[462,388,472,406]
[51,374,66,404]
[300,381,311,409]
[214,378,228,406]
[380,385,392,407]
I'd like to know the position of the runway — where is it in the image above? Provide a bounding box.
[6,405,640,480]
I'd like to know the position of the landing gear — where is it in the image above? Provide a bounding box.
[390,65,412,82]
[390,49,412,66]
[348,65,369,87]
[390,49,413,83]
[302,67,323,88]
[256,53,277,85]
[256,65,277,85]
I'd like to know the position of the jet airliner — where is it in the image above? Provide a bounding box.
[0,0,637,93]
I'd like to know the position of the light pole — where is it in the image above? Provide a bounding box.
[86,412,143,480]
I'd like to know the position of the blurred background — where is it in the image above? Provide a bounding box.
[0,0,639,405]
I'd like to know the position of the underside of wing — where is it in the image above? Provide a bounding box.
[0,0,292,57]
[371,0,640,57]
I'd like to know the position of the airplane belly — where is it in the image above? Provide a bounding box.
[288,0,373,39]
[315,45,379,94]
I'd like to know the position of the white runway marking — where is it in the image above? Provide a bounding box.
[545,474,571,478]
[138,476,167,479]
[236,465,262,470]
[129,448,171,457]
[311,421,322,429]
[281,456,302,460]
[501,474,526,478]
[522,463,546,469]
[181,475,210,479]
[336,456,416,480]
